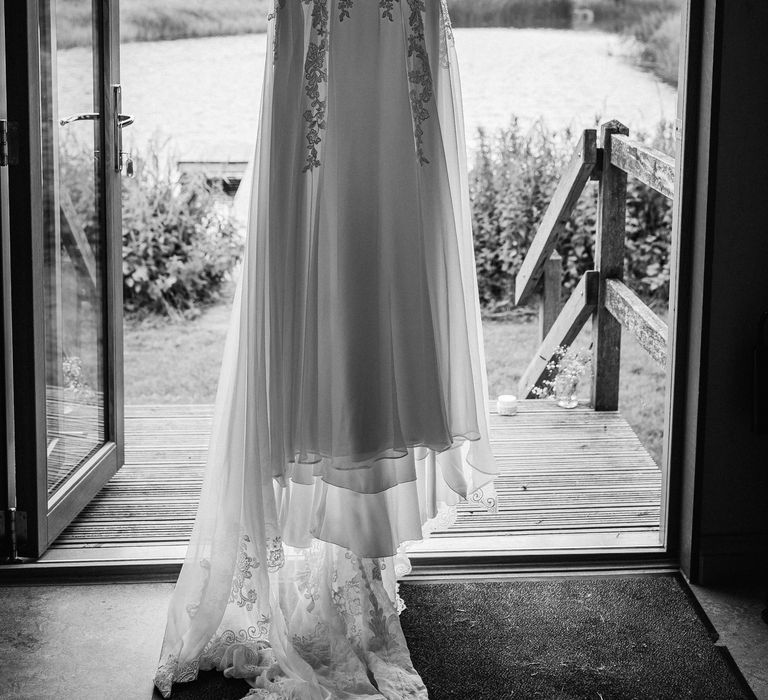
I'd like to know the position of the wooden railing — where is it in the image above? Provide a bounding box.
[515,120,672,411]
[59,190,98,291]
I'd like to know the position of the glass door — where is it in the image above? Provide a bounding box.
[0,0,14,558]
[3,0,125,557]
[42,0,110,502]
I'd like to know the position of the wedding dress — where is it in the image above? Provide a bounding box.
[155,1,497,697]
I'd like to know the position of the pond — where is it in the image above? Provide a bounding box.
[56,27,677,163]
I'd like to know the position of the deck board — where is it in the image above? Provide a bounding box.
[50,401,661,550]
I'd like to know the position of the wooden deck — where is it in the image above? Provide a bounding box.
[47,401,663,558]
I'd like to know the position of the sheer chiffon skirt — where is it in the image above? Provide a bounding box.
[155,1,496,697]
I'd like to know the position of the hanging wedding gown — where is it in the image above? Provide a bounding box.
[155,1,497,697]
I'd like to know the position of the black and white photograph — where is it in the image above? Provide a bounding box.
[0,0,766,697]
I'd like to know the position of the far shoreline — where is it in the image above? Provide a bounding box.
[56,0,679,87]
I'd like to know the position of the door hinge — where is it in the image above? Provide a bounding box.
[0,508,27,562]
[0,119,19,167]
[0,119,8,167]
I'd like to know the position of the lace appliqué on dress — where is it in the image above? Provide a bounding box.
[438,0,455,68]
[337,0,401,22]
[155,533,283,697]
[266,535,285,571]
[230,534,261,610]
[157,624,276,697]
[199,624,273,673]
[405,0,434,166]
[469,481,498,512]
[275,0,434,170]
[269,0,286,63]
[338,0,353,21]
[156,536,428,697]
[380,0,400,21]
[301,0,330,172]
[154,654,199,698]
[184,557,211,619]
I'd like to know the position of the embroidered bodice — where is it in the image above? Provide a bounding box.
[269,0,455,170]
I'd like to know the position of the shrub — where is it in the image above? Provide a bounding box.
[58,137,243,318]
[471,119,568,311]
[446,0,572,29]
[469,118,674,314]
[121,145,243,317]
[578,0,681,31]
[445,0,682,31]
[627,11,681,86]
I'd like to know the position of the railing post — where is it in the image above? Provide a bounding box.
[591,120,628,411]
[539,251,562,344]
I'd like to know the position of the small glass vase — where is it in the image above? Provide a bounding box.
[554,378,579,409]
[556,394,579,409]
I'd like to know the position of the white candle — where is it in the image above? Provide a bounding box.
[497,394,518,416]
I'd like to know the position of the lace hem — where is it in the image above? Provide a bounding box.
[155,541,427,698]
[392,479,497,580]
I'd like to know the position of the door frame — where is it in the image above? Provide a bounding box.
[0,0,720,576]
[659,0,721,582]
[3,0,124,558]
[657,0,706,558]
[0,0,16,551]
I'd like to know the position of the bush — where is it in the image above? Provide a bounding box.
[121,146,243,317]
[469,118,674,314]
[446,0,572,29]
[471,119,568,311]
[58,137,243,318]
[627,11,681,86]
[578,0,681,31]
[445,0,682,31]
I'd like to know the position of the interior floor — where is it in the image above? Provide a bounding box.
[690,581,768,698]
[0,575,763,699]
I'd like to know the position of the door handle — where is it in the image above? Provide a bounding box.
[59,90,134,173]
[60,113,133,128]
[59,112,99,126]
[113,85,134,173]
[118,114,135,175]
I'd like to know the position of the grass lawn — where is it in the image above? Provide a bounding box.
[124,299,232,405]
[483,317,667,465]
[125,295,666,465]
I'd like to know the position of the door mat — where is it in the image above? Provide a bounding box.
[399,574,755,700]
[158,574,754,699]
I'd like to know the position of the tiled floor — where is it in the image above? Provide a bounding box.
[691,582,768,699]
[0,582,171,700]
[0,577,765,699]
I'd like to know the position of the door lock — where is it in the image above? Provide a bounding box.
[0,119,18,166]
[60,104,134,176]
[121,152,135,178]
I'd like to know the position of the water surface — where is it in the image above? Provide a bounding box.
[57,28,677,162]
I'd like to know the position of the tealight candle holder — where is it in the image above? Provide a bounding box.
[497,394,518,416]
